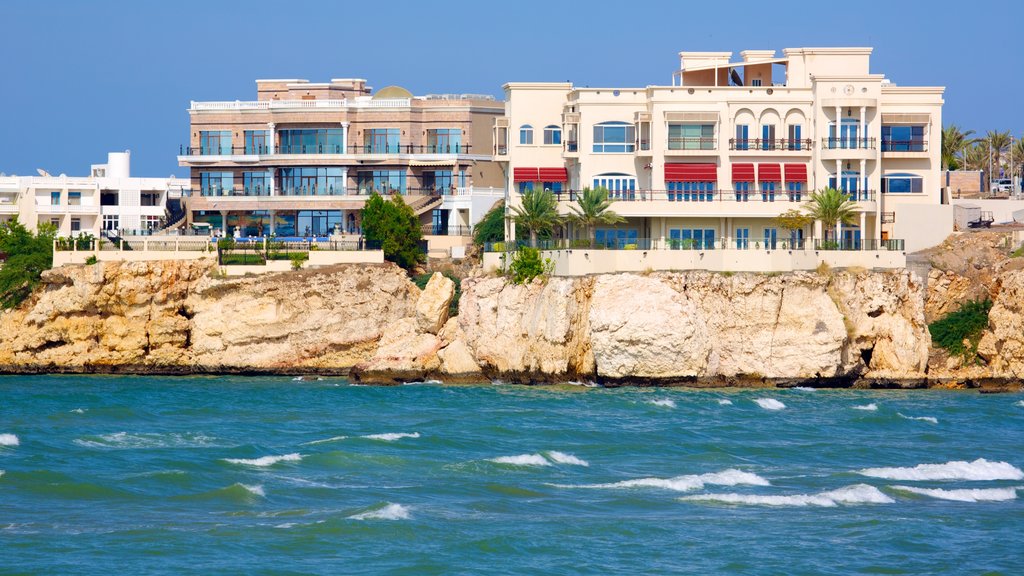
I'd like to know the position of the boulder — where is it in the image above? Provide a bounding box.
[415,272,455,334]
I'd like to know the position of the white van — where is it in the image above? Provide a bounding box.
[991,179,1012,193]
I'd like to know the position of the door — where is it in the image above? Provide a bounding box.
[736,227,749,249]
[763,227,777,249]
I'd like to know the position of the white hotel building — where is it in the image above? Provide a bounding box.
[493,48,945,271]
[0,152,188,237]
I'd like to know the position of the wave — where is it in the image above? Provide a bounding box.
[555,469,770,492]
[0,433,19,447]
[718,399,733,406]
[70,408,87,414]
[793,386,816,392]
[0,470,4,478]
[490,454,552,467]
[1016,400,1024,407]
[859,458,1024,481]
[898,412,938,424]
[853,403,878,411]
[350,503,410,521]
[361,432,420,442]
[754,398,786,410]
[73,431,217,449]
[892,485,1019,502]
[545,451,589,467]
[302,435,349,446]
[681,484,894,507]
[649,398,677,408]
[181,483,266,503]
[224,453,303,467]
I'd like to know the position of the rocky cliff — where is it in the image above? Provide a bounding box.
[1,254,1023,387]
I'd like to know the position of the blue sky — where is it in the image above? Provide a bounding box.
[1,0,1020,177]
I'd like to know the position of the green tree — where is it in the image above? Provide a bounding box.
[568,186,625,247]
[941,124,975,171]
[963,142,989,171]
[803,187,857,241]
[510,188,560,248]
[985,130,1012,180]
[361,193,424,272]
[472,200,505,247]
[774,209,813,245]
[508,246,551,284]
[0,218,57,309]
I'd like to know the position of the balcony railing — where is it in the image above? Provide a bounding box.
[421,224,473,236]
[815,239,904,251]
[180,145,269,156]
[565,140,579,153]
[353,143,470,154]
[495,144,508,155]
[550,189,877,203]
[180,144,473,156]
[821,137,876,150]
[880,140,928,152]
[667,137,716,151]
[728,138,813,151]
[484,237,904,252]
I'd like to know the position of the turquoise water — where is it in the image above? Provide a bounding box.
[2,376,1023,575]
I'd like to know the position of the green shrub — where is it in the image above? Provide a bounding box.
[491,241,506,252]
[362,193,424,272]
[509,247,552,284]
[85,255,98,265]
[290,253,306,270]
[0,218,56,309]
[623,243,638,250]
[217,237,236,251]
[473,200,505,246]
[929,299,993,360]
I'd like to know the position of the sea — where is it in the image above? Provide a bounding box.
[1,375,1023,575]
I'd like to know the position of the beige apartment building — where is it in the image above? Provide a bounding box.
[494,47,945,267]
[178,79,504,240]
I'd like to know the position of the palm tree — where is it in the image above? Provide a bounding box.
[986,130,1012,178]
[803,187,857,243]
[963,142,988,172]
[941,124,975,170]
[568,187,625,247]
[509,188,560,248]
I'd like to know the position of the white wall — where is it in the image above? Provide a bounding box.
[893,204,954,253]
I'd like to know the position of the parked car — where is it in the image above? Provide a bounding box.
[991,178,1013,193]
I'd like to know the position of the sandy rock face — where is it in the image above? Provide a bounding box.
[415,273,455,334]
[977,270,1024,378]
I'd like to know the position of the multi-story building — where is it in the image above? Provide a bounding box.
[178,78,505,240]
[0,152,187,236]
[495,47,944,259]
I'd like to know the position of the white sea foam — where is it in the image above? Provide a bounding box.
[238,483,266,497]
[302,435,349,445]
[754,398,786,410]
[898,412,938,424]
[892,485,1019,502]
[361,432,420,442]
[224,453,303,467]
[350,503,411,521]
[0,434,19,447]
[73,431,217,449]
[853,403,878,411]
[490,454,552,467]
[70,408,87,414]
[274,522,297,529]
[793,386,816,392]
[859,458,1024,481]
[681,484,894,507]
[0,470,5,478]
[1016,400,1024,407]
[556,469,770,492]
[718,399,733,406]
[649,398,677,408]
[545,451,589,467]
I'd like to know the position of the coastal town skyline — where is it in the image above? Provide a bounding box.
[1,0,1022,178]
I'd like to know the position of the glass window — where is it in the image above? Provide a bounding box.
[666,181,715,202]
[543,125,561,145]
[68,191,81,205]
[543,182,563,194]
[668,228,715,249]
[786,181,803,201]
[882,125,926,152]
[668,124,714,150]
[243,171,272,196]
[760,181,777,202]
[279,129,346,154]
[735,124,749,150]
[787,125,802,150]
[761,124,776,150]
[518,181,534,193]
[594,228,639,249]
[881,173,923,193]
[734,181,750,201]
[763,227,778,249]
[735,227,750,249]
[593,122,635,153]
[279,167,346,195]
[592,173,636,199]
[244,130,267,154]
[423,171,453,194]
[50,191,60,205]
[102,214,119,231]
[362,129,400,154]
[200,172,234,196]
[357,170,406,194]
[519,125,533,145]
[200,131,232,155]
[70,218,81,232]
[427,129,462,153]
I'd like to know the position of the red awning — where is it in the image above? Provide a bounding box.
[731,163,755,182]
[784,163,808,183]
[538,167,568,182]
[757,163,781,182]
[513,167,540,182]
[665,163,717,182]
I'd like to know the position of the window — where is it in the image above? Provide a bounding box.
[593,173,636,200]
[735,125,749,150]
[101,191,118,206]
[423,171,453,193]
[280,167,346,195]
[828,118,861,149]
[459,170,466,188]
[363,129,401,154]
[761,125,776,150]
[243,171,272,195]
[543,182,563,194]
[519,125,534,145]
[735,227,750,249]
[789,227,805,248]
[763,227,778,249]
[200,172,234,196]
[669,228,715,250]
[50,191,60,205]
[828,171,865,200]
[280,129,346,154]
[142,215,161,231]
[593,121,635,153]
[70,218,81,232]
[102,214,119,231]
[760,181,776,202]
[751,79,762,87]
[786,181,803,201]
[882,125,925,152]
[49,218,60,228]
[668,124,714,150]
[881,173,923,193]
[518,181,534,193]
[200,131,232,155]
[427,129,462,153]
[295,210,342,237]
[244,130,267,154]
[543,125,561,145]
[787,125,802,150]
[595,228,639,249]
[667,181,714,202]
[68,191,81,206]
[734,181,750,201]
[140,192,160,207]
[357,170,406,194]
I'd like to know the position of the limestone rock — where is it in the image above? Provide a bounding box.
[352,317,441,383]
[415,272,454,334]
[437,339,483,378]
[976,269,1024,378]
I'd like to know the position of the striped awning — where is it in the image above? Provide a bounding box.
[538,167,568,182]
[784,163,808,183]
[757,163,781,182]
[731,163,755,182]
[409,159,456,167]
[665,163,717,182]
[513,167,540,182]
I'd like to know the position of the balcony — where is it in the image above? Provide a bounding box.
[728,139,813,152]
[189,98,411,111]
[881,140,929,158]
[421,224,473,237]
[495,144,508,157]
[666,137,717,155]
[351,143,472,155]
[0,203,18,214]
[564,141,579,156]
[35,204,100,215]
[821,137,876,150]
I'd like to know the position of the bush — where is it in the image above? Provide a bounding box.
[290,253,306,270]
[85,255,98,265]
[0,218,56,309]
[929,299,993,360]
[509,247,552,284]
[362,193,424,272]
[491,241,506,252]
[473,200,505,247]
[217,237,236,251]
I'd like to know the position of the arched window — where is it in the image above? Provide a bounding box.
[593,121,635,153]
[592,172,636,200]
[543,125,561,145]
[519,125,533,145]
[881,172,923,194]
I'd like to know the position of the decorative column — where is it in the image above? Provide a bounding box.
[835,106,842,147]
[859,106,866,148]
[268,210,276,236]
[836,159,842,191]
[269,168,276,196]
[220,210,228,237]
[860,211,867,244]
[267,123,276,154]
[341,122,350,155]
[860,159,867,201]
